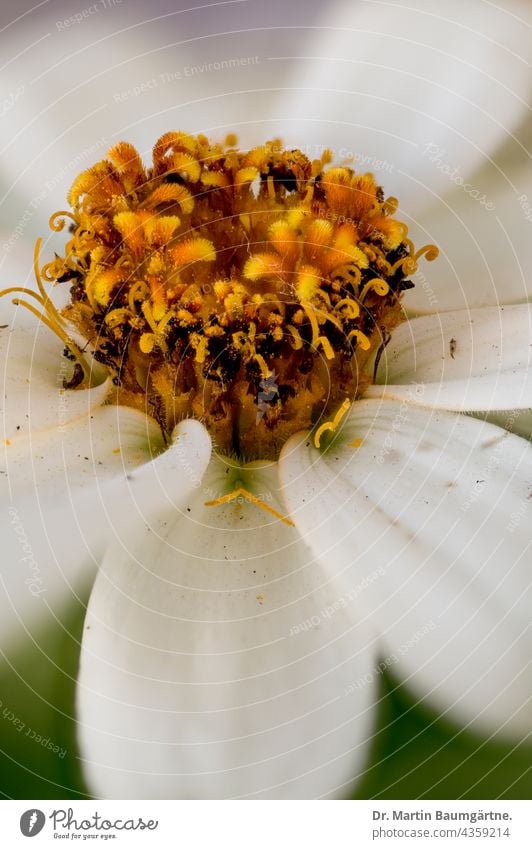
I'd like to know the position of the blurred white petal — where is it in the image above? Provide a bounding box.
[278,0,532,221]
[0,0,330,236]
[405,117,532,310]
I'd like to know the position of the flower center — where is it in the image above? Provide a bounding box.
[7,133,437,460]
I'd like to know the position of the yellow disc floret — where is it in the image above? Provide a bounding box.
[4,133,438,459]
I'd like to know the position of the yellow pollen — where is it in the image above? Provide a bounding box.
[314,398,351,449]
[205,487,294,526]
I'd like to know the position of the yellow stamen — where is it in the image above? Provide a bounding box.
[141,301,159,334]
[300,301,336,359]
[201,171,230,190]
[205,486,294,526]
[235,167,259,186]
[254,354,271,378]
[105,308,132,329]
[287,324,303,349]
[389,256,418,276]
[359,277,389,301]
[33,238,65,327]
[49,211,78,232]
[347,329,371,350]
[334,297,360,320]
[314,398,351,448]
[0,286,47,306]
[383,196,399,215]
[316,335,335,359]
[414,244,439,263]
[301,301,320,345]
[128,280,149,311]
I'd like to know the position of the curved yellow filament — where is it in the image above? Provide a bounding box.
[347,329,371,351]
[314,398,351,449]
[205,486,294,526]
[11,299,92,384]
[383,196,399,215]
[141,301,159,334]
[359,277,389,301]
[287,324,303,349]
[49,210,78,232]
[389,256,418,276]
[316,335,335,359]
[414,244,439,263]
[0,286,46,306]
[254,354,271,378]
[128,280,149,312]
[334,297,360,320]
[33,238,65,326]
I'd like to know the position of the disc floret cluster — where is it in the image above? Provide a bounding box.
[34,132,436,458]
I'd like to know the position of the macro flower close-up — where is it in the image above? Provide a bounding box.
[0,0,531,805]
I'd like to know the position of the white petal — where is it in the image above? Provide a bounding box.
[280,400,532,739]
[0,301,111,440]
[77,448,377,799]
[366,305,532,411]
[404,118,532,311]
[1,403,164,503]
[278,0,532,219]
[0,421,207,658]
[0,405,164,650]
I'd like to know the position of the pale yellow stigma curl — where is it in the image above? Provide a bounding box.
[205,487,294,526]
[347,329,371,350]
[359,277,389,301]
[301,302,335,360]
[314,398,351,449]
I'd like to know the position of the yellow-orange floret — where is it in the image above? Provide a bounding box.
[33,133,437,459]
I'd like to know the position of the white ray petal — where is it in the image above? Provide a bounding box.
[404,116,532,311]
[0,420,210,657]
[1,403,165,503]
[280,400,532,739]
[366,305,532,411]
[0,269,111,438]
[278,0,532,220]
[77,446,378,799]
[0,405,164,652]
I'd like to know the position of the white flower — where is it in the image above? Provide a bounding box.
[1,0,531,800]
